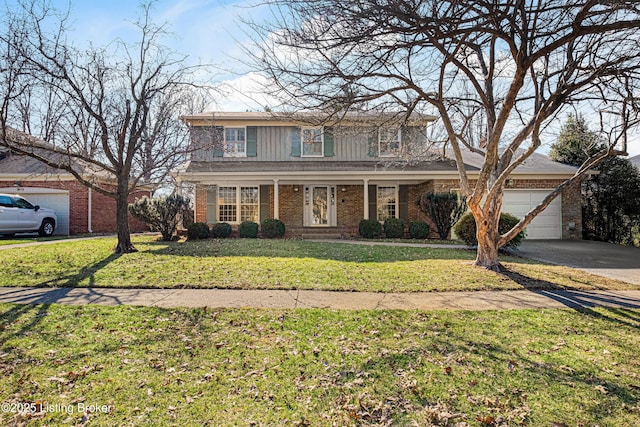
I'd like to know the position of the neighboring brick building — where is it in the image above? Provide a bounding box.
[176,112,582,239]
[0,150,149,235]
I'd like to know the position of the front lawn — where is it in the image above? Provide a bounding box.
[0,235,72,246]
[1,303,639,426]
[0,236,635,292]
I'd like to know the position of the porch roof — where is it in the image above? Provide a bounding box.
[179,160,463,174]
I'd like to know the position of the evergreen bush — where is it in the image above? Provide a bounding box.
[409,221,430,239]
[211,222,232,238]
[239,221,259,238]
[186,222,210,240]
[358,219,382,239]
[383,218,405,238]
[454,212,526,248]
[261,219,286,238]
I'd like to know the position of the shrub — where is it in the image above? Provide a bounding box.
[358,219,382,239]
[453,212,526,248]
[128,194,190,241]
[261,218,286,238]
[181,209,194,229]
[211,222,232,238]
[187,222,210,240]
[498,213,527,248]
[418,192,467,240]
[383,218,405,238]
[409,221,430,239]
[453,213,476,245]
[239,221,259,238]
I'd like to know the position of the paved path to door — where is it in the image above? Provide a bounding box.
[1,287,640,311]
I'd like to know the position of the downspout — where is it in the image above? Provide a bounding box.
[88,187,93,234]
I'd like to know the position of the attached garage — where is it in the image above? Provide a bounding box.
[0,187,70,235]
[503,190,561,239]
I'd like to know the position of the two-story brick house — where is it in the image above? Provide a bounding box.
[175,112,582,239]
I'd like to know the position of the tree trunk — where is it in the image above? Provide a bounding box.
[114,179,137,254]
[475,237,501,271]
[473,210,502,271]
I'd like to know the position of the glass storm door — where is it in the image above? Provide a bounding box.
[304,185,336,226]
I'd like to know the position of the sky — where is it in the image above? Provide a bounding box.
[5,0,640,157]
[49,0,275,111]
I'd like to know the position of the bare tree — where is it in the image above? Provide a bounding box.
[0,0,209,253]
[248,0,640,270]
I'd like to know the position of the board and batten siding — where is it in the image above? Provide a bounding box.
[191,126,383,162]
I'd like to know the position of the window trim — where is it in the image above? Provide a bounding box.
[300,127,324,157]
[223,126,247,158]
[378,127,402,157]
[376,185,398,222]
[217,185,260,224]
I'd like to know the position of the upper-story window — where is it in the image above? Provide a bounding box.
[379,127,401,157]
[301,127,324,157]
[224,127,246,157]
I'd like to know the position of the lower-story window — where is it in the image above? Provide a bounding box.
[377,186,397,221]
[218,186,259,223]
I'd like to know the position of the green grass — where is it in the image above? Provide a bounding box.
[0,235,73,246]
[358,238,464,245]
[0,236,636,292]
[1,303,639,426]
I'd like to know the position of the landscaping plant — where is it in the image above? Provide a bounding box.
[419,192,467,240]
[409,220,430,239]
[383,218,405,238]
[358,219,382,239]
[186,222,210,240]
[128,194,191,241]
[261,219,286,238]
[454,212,526,248]
[211,222,232,239]
[239,221,259,238]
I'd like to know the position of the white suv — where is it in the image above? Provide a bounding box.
[0,193,58,237]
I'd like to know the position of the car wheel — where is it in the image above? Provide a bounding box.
[1,233,15,238]
[39,219,55,237]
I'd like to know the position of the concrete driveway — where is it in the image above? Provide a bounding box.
[517,240,640,285]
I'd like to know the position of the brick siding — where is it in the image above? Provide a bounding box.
[428,178,583,240]
[195,187,208,223]
[277,185,304,227]
[336,185,364,229]
[0,180,149,234]
[194,178,583,239]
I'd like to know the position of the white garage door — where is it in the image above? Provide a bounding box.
[0,188,70,235]
[503,190,562,239]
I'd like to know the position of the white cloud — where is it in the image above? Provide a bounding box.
[213,72,281,111]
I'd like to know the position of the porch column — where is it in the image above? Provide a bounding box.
[273,178,279,219]
[363,178,369,220]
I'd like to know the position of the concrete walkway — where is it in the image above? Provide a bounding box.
[1,287,640,311]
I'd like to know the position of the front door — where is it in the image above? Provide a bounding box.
[304,185,336,227]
